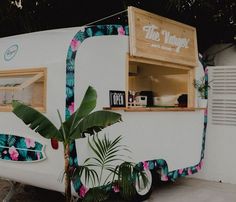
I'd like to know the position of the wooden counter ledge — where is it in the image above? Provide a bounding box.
[103,107,206,112]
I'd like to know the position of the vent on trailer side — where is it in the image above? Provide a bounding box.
[209,66,236,126]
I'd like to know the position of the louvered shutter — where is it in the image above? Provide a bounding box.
[209,66,236,126]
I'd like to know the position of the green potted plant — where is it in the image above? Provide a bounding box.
[193,76,211,108]
[11,86,122,202]
[76,134,148,202]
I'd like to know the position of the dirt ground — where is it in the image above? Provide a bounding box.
[1,178,236,202]
[0,179,124,202]
[0,179,65,202]
[0,179,122,202]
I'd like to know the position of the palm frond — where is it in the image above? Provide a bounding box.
[73,165,99,187]
[87,135,125,168]
[116,161,136,200]
[96,135,107,159]
[86,157,104,167]
[81,187,108,202]
[76,134,140,200]
[89,135,106,162]
[133,166,149,193]
[103,171,114,185]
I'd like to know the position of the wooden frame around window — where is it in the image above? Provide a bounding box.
[0,67,47,112]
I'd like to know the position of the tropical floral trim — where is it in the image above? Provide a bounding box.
[0,134,45,162]
[65,25,128,197]
[65,25,208,198]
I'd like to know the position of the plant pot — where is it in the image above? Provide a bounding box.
[198,98,208,108]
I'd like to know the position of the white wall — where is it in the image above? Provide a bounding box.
[194,43,236,184]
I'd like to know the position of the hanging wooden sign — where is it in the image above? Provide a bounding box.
[128,7,198,67]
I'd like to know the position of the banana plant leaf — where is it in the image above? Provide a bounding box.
[63,86,97,133]
[12,100,63,141]
[69,111,122,140]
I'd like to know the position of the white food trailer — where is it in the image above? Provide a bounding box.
[0,7,207,200]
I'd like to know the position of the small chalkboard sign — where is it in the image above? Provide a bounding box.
[109,90,126,107]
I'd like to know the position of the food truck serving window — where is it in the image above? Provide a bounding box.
[126,56,195,110]
[0,68,47,112]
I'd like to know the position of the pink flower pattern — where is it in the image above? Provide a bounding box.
[195,165,201,172]
[112,184,120,193]
[117,27,125,35]
[0,135,45,162]
[37,152,41,160]
[25,138,35,148]
[68,102,75,114]
[143,161,149,170]
[161,175,168,181]
[9,146,19,161]
[71,39,80,52]
[188,168,192,175]
[200,160,204,168]
[204,108,208,116]
[178,169,183,174]
[79,185,88,198]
